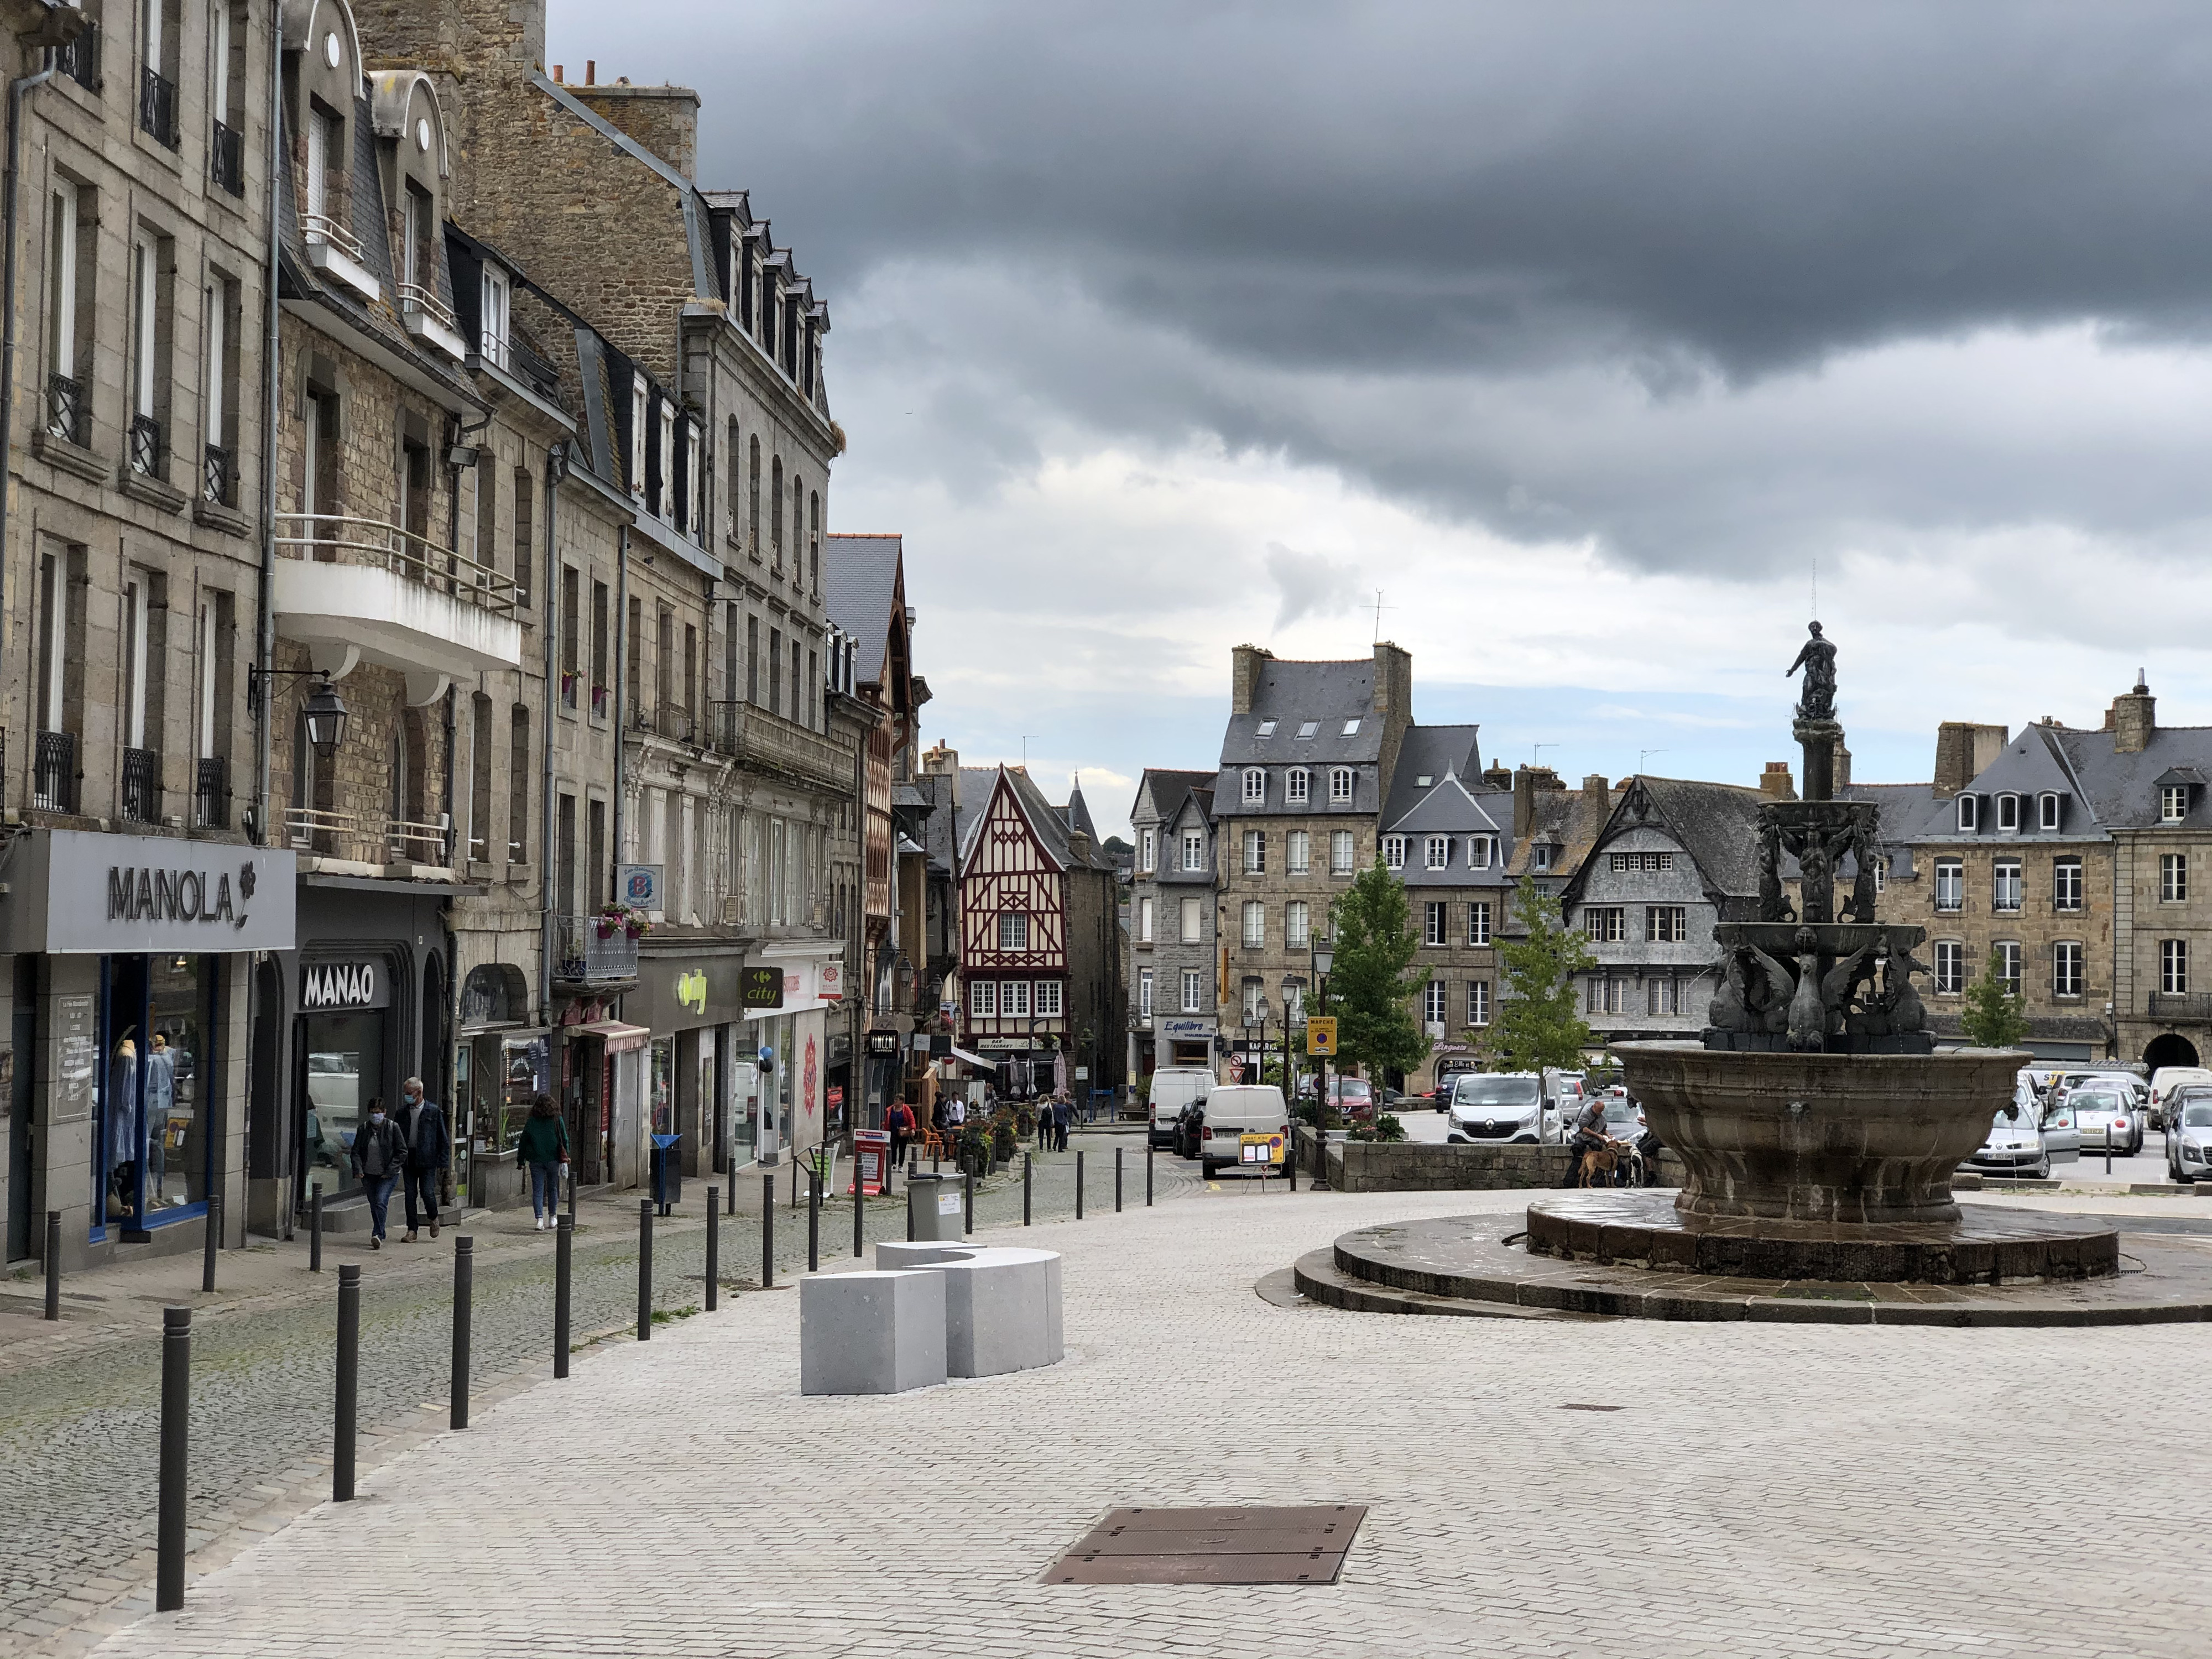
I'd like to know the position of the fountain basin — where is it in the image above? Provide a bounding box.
[1618,1041,2030,1226]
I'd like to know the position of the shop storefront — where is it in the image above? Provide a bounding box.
[565,1016,650,1187]
[744,942,843,1166]
[0,830,294,1267]
[625,951,744,1177]
[456,962,547,1209]
[1156,1016,1217,1071]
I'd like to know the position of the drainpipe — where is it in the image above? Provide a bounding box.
[253,6,282,846]
[538,445,565,1024]
[611,522,629,895]
[1,54,58,763]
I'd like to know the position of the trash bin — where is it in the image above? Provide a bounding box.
[906,1173,961,1243]
[650,1134,681,1214]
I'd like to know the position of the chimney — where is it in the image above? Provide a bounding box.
[1583,774,1610,812]
[1760,762,1796,801]
[552,63,562,81]
[2111,675,2156,755]
[1511,764,1564,840]
[1230,644,1271,716]
[1933,721,2010,795]
[586,59,596,85]
[1373,640,1414,797]
[1832,738,1851,791]
[570,80,701,178]
[1483,763,1511,790]
[921,740,958,776]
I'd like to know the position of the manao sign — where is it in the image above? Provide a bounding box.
[0,829,295,954]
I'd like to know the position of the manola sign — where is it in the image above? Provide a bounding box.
[1306,1016,1338,1057]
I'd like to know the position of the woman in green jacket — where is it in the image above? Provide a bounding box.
[516,1092,569,1230]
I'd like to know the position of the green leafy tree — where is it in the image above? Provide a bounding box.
[1324,857,1428,1082]
[1486,875,1597,1071]
[1959,947,2031,1048]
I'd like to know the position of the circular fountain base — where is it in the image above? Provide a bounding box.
[1526,1190,2117,1284]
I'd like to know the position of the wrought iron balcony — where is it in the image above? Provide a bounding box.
[194,757,229,829]
[34,730,77,813]
[120,747,161,823]
[707,700,851,791]
[128,413,164,477]
[556,914,639,985]
[45,374,87,446]
[139,67,179,149]
[2148,992,2212,1023]
[204,442,235,505]
[58,17,100,92]
[210,118,244,196]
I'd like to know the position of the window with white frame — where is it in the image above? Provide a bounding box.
[658,401,676,524]
[1287,830,1310,874]
[1329,767,1353,802]
[2053,940,2084,997]
[2162,852,2188,903]
[1342,719,1360,736]
[1286,768,1309,804]
[1957,795,1979,832]
[1423,980,1448,1026]
[1001,980,1031,1018]
[1180,897,1201,944]
[1286,900,1310,949]
[1139,828,1155,872]
[1181,969,1203,1013]
[1646,905,1687,942]
[1467,979,1491,1026]
[2163,785,2189,823]
[997,912,1029,951]
[1182,831,1206,872]
[1242,901,1265,947]
[1469,900,1491,946]
[1993,859,2022,912]
[2039,792,2061,831]
[1255,719,1276,739]
[1243,828,1266,874]
[1241,978,1266,1022]
[2054,857,2083,911]
[1138,896,1154,942]
[1425,835,1448,870]
[1583,907,1625,943]
[1035,980,1063,1018]
[1469,835,1494,869]
[970,979,997,1018]
[1993,940,2021,994]
[629,379,648,499]
[1935,860,1963,912]
[1996,793,2019,832]
[1646,979,1683,1016]
[1331,830,1355,873]
[479,263,511,366]
[1934,940,1964,994]
[1383,835,1406,870]
[1610,851,1674,872]
[1139,969,1153,1019]
[1425,901,1447,946]
[1532,844,1551,870]
[2163,938,2189,995]
[1297,720,1318,739]
[1242,767,1265,804]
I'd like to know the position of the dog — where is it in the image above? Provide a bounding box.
[1575,1140,1623,1187]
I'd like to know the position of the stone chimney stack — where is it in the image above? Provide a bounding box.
[1832,738,1851,791]
[1760,762,1796,801]
[1933,722,2010,797]
[922,740,958,775]
[1230,644,1270,716]
[1483,763,1512,791]
[570,80,701,178]
[1583,774,1610,812]
[1373,641,1415,797]
[2111,674,2156,755]
[1512,765,1564,839]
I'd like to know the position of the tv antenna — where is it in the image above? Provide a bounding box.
[1639,748,1669,774]
[1365,589,1395,643]
[1021,735,1039,769]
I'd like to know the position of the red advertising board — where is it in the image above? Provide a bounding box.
[850,1128,891,1196]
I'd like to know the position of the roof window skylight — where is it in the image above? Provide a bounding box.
[1342,719,1361,736]
[1256,719,1277,738]
[1297,721,1318,739]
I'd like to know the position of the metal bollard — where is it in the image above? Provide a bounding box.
[1115,1146,1124,1213]
[1024,1153,1032,1226]
[156,1307,191,1611]
[201,1193,221,1293]
[554,1217,573,1378]
[567,1160,577,1220]
[726,1170,735,1217]
[964,1168,974,1235]
[334,1265,360,1500]
[807,1168,821,1272]
[1286,1133,1297,1192]
[310,1182,324,1272]
[706,1197,720,1312]
[1077,1150,1086,1220]
[1146,1140,1155,1206]
[853,1175,864,1258]
[44,1211,60,1320]
[637,1199,654,1342]
[450,1237,473,1430]
[762,1173,775,1288]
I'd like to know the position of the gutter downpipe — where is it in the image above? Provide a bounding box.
[538,445,564,1025]
[1,54,58,754]
[611,521,629,908]
[253,7,282,847]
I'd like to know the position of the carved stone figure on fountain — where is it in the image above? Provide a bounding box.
[1786,620,1838,724]
[1756,823,1794,924]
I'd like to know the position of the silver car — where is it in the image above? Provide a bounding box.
[2164,1092,2212,1183]
[1447,1073,1550,1145]
[1961,1108,2051,1180]
[2068,1084,2142,1155]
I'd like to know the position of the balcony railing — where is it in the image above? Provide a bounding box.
[204,442,235,505]
[120,747,161,823]
[45,374,87,446]
[210,118,244,195]
[128,412,164,477]
[275,512,519,618]
[707,700,851,791]
[556,915,639,985]
[2148,992,2212,1023]
[287,806,453,871]
[139,67,179,149]
[58,17,100,92]
[388,816,451,865]
[301,211,366,264]
[194,757,229,829]
[34,730,77,813]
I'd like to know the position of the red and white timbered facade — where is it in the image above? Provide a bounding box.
[959,769,1070,1047]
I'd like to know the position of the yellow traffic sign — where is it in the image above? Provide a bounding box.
[1306,1017,1338,1056]
[1240,1132,1286,1166]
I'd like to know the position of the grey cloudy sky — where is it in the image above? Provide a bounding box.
[552,0,2212,834]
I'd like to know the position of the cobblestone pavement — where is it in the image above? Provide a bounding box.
[0,1134,1186,1654]
[77,1182,2212,1659]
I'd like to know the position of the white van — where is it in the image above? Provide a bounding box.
[2150,1067,2212,1129]
[1191,1084,1291,1176]
[1146,1066,1214,1150]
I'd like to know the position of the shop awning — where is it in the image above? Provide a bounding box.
[570,1019,652,1054]
[946,1046,1003,1069]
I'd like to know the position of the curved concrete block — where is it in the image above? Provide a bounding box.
[871,1243,1064,1378]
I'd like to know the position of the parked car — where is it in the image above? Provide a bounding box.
[1326,1077,1375,1121]
[1961,1108,2051,1181]
[1541,1068,1586,1125]
[2068,1083,2141,1155]
[1445,1072,1551,1145]
[2031,1073,2081,1163]
[1188,1084,1291,1177]
[2163,1089,2212,1183]
[1146,1067,1213,1151]
[2150,1066,2212,1130]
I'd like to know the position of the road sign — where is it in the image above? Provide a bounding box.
[1306,1018,1338,1057]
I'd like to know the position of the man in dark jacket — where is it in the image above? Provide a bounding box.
[350,1099,406,1249]
[397,1076,451,1242]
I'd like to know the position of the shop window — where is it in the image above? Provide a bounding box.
[95,953,217,1234]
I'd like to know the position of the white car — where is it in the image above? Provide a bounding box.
[1961,1109,2051,1181]
[2164,1091,2212,1183]
[1446,1073,1551,1145]
[2150,1066,2212,1130]
[2068,1084,2141,1155]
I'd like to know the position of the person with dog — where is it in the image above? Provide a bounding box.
[1563,1093,1614,1188]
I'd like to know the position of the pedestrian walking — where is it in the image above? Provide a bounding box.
[886,1097,915,1170]
[396,1076,450,1243]
[946,1093,968,1137]
[1035,1094,1051,1151]
[516,1091,569,1230]
[350,1097,405,1249]
[1052,1091,1073,1153]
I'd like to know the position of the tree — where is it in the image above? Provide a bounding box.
[1486,875,1596,1071]
[1324,857,1428,1082]
[1959,947,2031,1049]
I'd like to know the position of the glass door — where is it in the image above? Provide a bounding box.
[300,1011,385,1200]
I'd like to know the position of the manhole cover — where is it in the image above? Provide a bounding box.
[1559,1402,1623,1412]
[1044,1505,1366,1585]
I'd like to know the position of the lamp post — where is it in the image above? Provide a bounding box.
[1310,931,1334,1188]
[1281,973,1299,1103]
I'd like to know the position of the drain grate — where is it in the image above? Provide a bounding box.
[1559,1402,1623,1412]
[1044,1505,1366,1585]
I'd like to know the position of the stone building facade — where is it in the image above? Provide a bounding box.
[1126,768,1218,1079]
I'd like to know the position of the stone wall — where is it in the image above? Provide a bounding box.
[1300,1129,1686,1193]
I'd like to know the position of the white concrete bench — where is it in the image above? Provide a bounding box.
[874,1243,1065,1379]
[799,1269,947,1396]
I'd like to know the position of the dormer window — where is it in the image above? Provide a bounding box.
[1996,793,2019,832]
[1256,719,1276,739]
[1469,836,1493,870]
[2039,792,2061,832]
[301,99,379,302]
[1425,836,1448,870]
[1533,844,1552,870]
[1415,775,1432,787]
[479,264,511,367]
[1342,719,1361,737]
[1297,721,1318,739]
[1957,795,1979,832]
[1383,835,1406,870]
[1286,768,1308,805]
[1241,767,1265,804]
[2163,785,2188,823]
[658,401,677,525]
[1329,766,1353,802]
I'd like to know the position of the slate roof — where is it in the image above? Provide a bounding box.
[1134,768,1217,829]
[822,534,903,685]
[1218,657,1380,766]
[1629,777,1768,903]
[1380,725,1485,825]
[2038,720,2212,831]
[954,767,1117,876]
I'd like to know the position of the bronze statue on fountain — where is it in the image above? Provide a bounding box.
[1704,620,1935,1056]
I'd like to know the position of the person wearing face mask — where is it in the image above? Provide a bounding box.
[396,1076,451,1244]
[351,1096,406,1249]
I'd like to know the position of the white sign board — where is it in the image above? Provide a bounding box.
[0,828,295,954]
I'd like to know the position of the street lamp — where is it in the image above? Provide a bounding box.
[1310,930,1334,1187]
[247,666,351,759]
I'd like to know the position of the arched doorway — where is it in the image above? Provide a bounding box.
[2144,1032,2199,1072]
